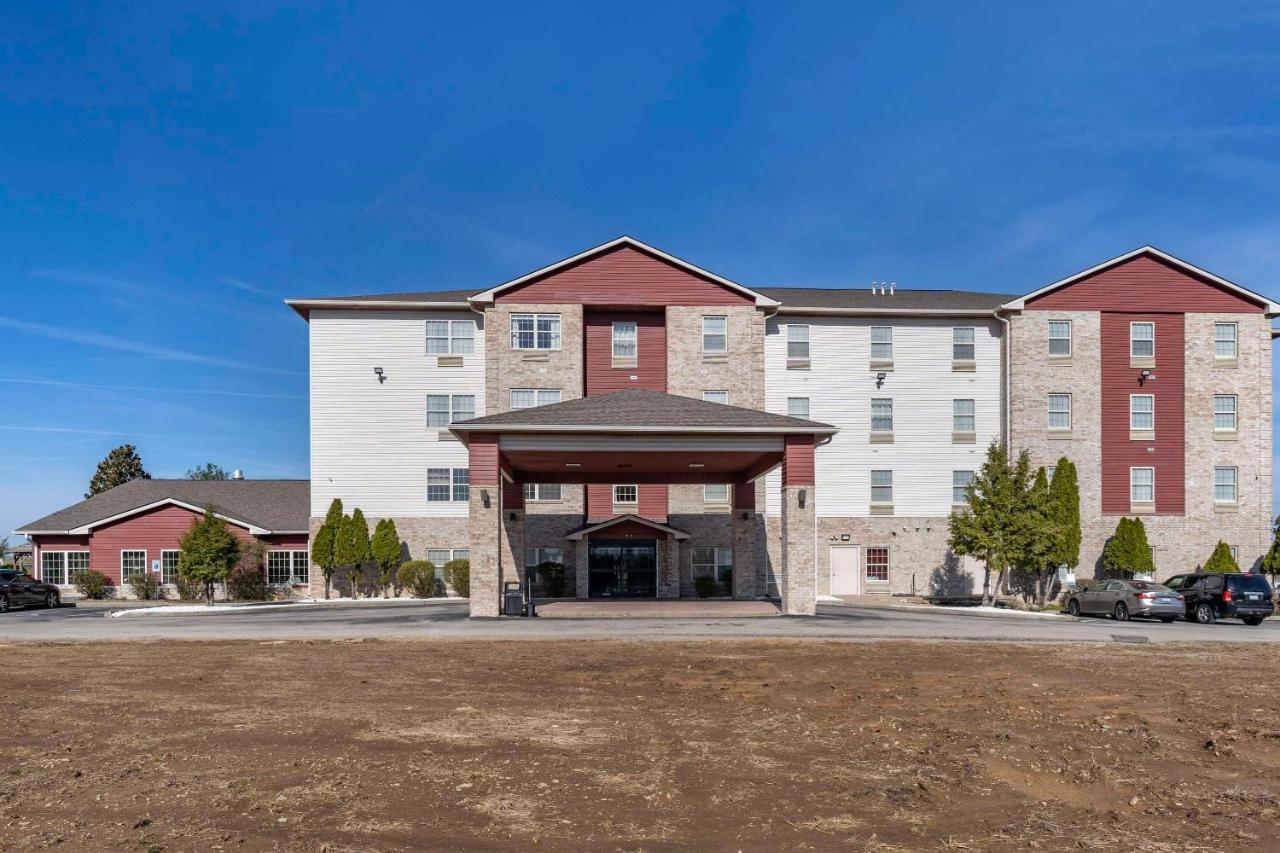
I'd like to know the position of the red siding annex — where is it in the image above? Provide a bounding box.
[1026,254,1264,313]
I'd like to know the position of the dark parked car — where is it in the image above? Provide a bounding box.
[1163,572,1274,625]
[0,570,61,613]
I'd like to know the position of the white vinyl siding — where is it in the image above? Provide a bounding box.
[1130,467,1154,503]
[511,313,561,350]
[1214,467,1238,504]
[1213,395,1237,431]
[426,319,475,355]
[1214,322,1237,359]
[1130,394,1154,430]
[1048,393,1071,431]
[702,316,727,353]
[1130,322,1154,358]
[1047,320,1071,357]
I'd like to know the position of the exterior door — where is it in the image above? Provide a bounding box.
[587,539,657,598]
[829,546,861,596]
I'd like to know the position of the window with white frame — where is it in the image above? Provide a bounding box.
[704,483,730,504]
[525,547,563,569]
[510,313,561,350]
[1213,395,1237,431]
[1048,320,1072,357]
[428,548,469,567]
[1048,393,1072,430]
[425,319,475,355]
[612,321,637,360]
[427,468,469,502]
[953,327,975,361]
[953,399,975,433]
[871,398,893,433]
[1130,322,1155,358]
[613,484,638,505]
[787,396,810,419]
[510,388,561,409]
[1229,545,1239,563]
[702,316,727,353]
[1214,466,1238,504]
[1214,322,1237,359]
[121,550,147,580]
[268,551,309,585]
[522,483,563,501]
[952,470,974,505]
[787,324,810,361]
[870,326,893,361]
[1047,465,1056,482]
[40,551,86,586]
[702,390,729,405]
[426,394,475,428]
[865,547,889,582]
[160,549,180,585]
[870,470,893,505]
[692,546,733,584]
[1130,467,1154,503]
[1130,394,1154,430]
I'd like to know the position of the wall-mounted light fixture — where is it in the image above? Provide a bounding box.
[875,372,887,389]
[798,488,807,509]
[481,489,491,508]
[1138,368,1156,386]
[374,367,386,384]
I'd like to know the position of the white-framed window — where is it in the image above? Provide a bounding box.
[1048,393,1072,430]
[1213,395,1237,431]
[692,546,733,583]
[40,551,86,585]
[522,483,563,501]
[613,484,638,505]
[160,549,180,585]
[704,483,730,504]
[428,548,469,567]
[1214,322,1238,359]
[425,319,475,355]
[1047,465,1056,482]
[1214,466,1238,504]
[268,551,309,585]
[426,394,475,428]
[612,321,637,360]
[510,388,561,409]
[865,547,889,582]
[787,397,810,419]
[525,547,563,568]
[1130,394,1154,430]
[121,549,147,581]
[510,313,561,350]
[1130,467,1154,503]
[787,324,810,360]
[1048,320,1071,357]
[1229,545,1239,563]
[702,390,729,405]
[870,326,893,361]
[953,327,975,361]
[871,398,893,433]
[870,470,893,505]
[952,470,974,505]
[953,399,975,432]
[702,316,727,353]
[427,468,469,502]
[1130,322,1155,358]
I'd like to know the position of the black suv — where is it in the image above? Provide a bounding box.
[1163,572,1274,625]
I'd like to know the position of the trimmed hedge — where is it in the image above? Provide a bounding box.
[444,559,470,598]
[399,560,436,598]
[71,568,113,600]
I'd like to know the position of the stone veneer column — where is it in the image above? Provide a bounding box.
[779,435,817,615]
[731,483,758,600]
[468,433,502,618]
[658,536,680,598]
[573,538,589,599]
[500,483,525,595]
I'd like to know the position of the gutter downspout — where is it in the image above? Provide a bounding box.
[995,308,1012,448]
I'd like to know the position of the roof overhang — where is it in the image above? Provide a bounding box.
[773,306,1000,317]
[567,514,690,541]
[284,298,470,320]
[451,424,838,439]
[16,498,277,537]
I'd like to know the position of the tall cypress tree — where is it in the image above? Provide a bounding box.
[1049,458,1081,572]
[334,508,372,598]
[310,498,343,600]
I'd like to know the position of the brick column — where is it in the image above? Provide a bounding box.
[658,536,680,598]
[731,483,758,600]
[780,435,817,615]
[468,433,502,618]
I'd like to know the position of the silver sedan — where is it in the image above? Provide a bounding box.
[1066,579,1185,622]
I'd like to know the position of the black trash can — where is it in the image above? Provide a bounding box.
[503,581,525,616]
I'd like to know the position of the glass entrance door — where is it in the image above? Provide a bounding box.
[587,539,657,598]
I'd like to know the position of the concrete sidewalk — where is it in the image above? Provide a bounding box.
[534,599,780,618]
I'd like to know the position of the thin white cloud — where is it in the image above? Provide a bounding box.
[0,376,304,400]
[222,276,278,298]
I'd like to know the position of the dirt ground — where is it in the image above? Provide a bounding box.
[3,640,1280,852]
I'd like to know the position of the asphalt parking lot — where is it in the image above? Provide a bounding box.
[1,599,1278,643]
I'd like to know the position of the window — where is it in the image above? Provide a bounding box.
[612,321,637,360]
[787,397,810,419]
[1130,322,1155,358]
[1048,320,1071,357]
[268,551,309,585]
[510,313,561,350]
[425,319,475,355]
[1214,322,1238,359]
[160,550,180,585]
[1047,465,1056,482]
[1130,467,1154,503]
[704,483,730,504]
[702,390,729,405]
[428,548,469,567]
[1130,394,1154,430]
[1213,395,1237,431]
[787,324,810,361]
[522,483,562,501]
[871,398,893,433]
[121,550,147,580]
[870,470,893,505]
[702,316,727,353]
[692,547,733,584]
[427,468,469,502]
[953,327,975,361]
[426,394,475,428]
[40,552,69,585]
[953,399,975,433]
[510,389,561,409]
[865,547,889,583]
[952,470,974,504]
[67,551,89,581]
[1214,467,1238,504]
[1048,393,1072,430]
[525,547,563,569]
[870,326,893,361]
[1229,545,1239,563]
[613,484,638,505]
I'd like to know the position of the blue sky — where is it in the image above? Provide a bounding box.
[3,2,1280,539]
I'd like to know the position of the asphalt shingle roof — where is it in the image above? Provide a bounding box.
[17,479,310,534]
[758,287,1012,311]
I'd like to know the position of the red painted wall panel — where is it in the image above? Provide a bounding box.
[782,434,816,486]
[88,504,253,585]
[585,484,612,522]
[583,310,666,395]
[584,484,669,522]
[586,520,669,540]
[495,245,753,306]
[1099,313,1185,515]
[1027,254,1263,313]
[467,433,500,486]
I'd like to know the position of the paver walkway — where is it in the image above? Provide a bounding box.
[534,599,780,618]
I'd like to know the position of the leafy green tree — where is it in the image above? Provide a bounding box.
[178,507,241,605]
[1015,466,1057,606]
[310,498,343,600]
[1032,458,1081,606]
[87,444,151,497]
[370,518,403,598]
[1261,516,1280,584]
[335,508,371,598]
[1101,517,1154,578]
[1203,541,1241,573]
[186,462,230,480]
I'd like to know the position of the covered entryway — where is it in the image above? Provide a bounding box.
[587,539,656,597]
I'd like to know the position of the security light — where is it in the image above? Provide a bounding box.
[1139,368,1155,385]
[875,372,887,388]
[373,366,386,383]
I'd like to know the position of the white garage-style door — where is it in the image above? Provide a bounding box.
[829,545,862,596]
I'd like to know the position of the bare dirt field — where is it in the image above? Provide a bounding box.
[3,640,1280,851]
